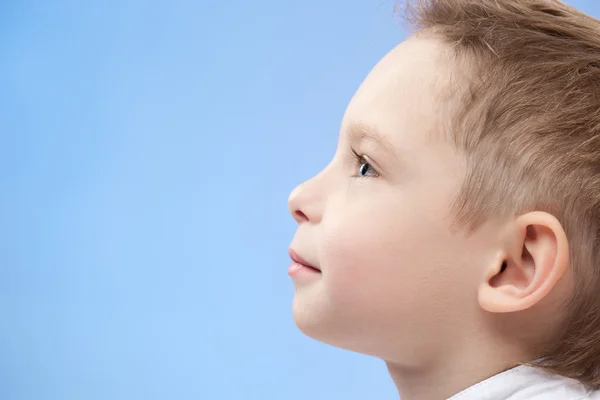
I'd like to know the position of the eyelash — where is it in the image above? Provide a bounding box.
[351,148,379,178]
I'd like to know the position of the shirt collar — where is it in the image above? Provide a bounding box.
[448,365,593,400]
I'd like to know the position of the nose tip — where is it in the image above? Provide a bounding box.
[288,171,325,224]
[287,185,305,223]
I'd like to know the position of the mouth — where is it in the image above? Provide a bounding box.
[288,248,321,273]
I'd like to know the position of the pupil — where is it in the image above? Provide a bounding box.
[360,163,368,176]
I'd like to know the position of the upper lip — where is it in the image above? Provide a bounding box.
[289,248,320,271]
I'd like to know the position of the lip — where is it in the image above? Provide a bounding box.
[289,248,321,272]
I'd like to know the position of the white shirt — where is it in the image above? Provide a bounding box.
[448,365,600,400]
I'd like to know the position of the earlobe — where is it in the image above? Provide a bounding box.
[478,212,569,313]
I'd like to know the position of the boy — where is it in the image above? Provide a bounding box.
[287,0,600,399]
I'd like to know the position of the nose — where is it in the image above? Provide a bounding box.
[288,174,324,224]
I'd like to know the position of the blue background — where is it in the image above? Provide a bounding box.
[2,1,598,399]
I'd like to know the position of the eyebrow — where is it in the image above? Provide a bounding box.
[347,122,398,160]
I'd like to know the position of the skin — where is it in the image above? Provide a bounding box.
[287,35,570,400]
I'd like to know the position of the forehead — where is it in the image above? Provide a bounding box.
[342,35,454,150]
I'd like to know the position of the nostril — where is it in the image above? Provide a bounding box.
[293,209,308,223]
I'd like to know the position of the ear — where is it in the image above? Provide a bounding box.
[478,211,569,313]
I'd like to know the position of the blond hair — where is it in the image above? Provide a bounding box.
[399,0,600,389]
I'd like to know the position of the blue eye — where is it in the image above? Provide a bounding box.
[352,149,379,178]
[358,160,376,177]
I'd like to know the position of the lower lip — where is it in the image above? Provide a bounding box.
[288,262,321,279]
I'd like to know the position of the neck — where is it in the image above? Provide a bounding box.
[385,338,530,400]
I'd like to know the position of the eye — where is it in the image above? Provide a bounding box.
[358,160,376,177]
[352,149,379,178]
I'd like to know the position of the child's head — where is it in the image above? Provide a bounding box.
[288,0,600,391]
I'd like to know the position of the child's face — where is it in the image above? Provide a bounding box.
[288,36,497,363]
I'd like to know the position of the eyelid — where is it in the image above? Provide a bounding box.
[347,122,397,161]
[351,148,382,177]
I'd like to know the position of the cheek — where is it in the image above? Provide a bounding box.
[294,190,482,358]
[320,198,462,318]
[323,208,412,300]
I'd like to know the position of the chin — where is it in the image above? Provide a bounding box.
[291,291,342,344]
[291,292,385,356]
[292,291,322,335]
